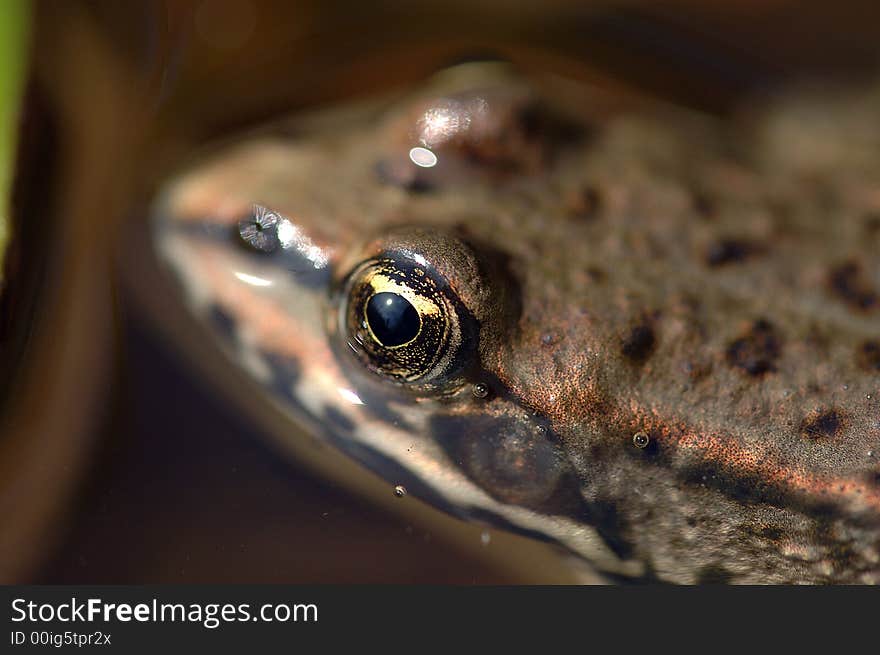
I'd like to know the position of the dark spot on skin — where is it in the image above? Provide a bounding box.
[324,405,356,433]
[621,323,656,363]
[207,304,236,341]
[800,409,843,439]
[374,159,434,193]
[726,319,781,377]
[566,185,602,220]
[697,565,733,584]
[705,238,758,267]
[866,471,880,488]
[863,212,880,236]
[586,266,606,283]
[691,190,716,219]
[760,526,783,542]
[856,340,880,371]
[263,353,301,398]
[828,261,878,312]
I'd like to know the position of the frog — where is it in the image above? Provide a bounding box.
[148,60,880,584]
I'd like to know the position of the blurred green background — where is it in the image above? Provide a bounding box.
[0,0,29,281]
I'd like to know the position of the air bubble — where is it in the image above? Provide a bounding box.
[472,382,490,399]
[394,485,407,498]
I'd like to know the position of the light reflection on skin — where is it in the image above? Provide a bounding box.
[408,146,438,168]
[416,100,468,147]
[277,217,330,269]
[234,271,273,287]
[414,96,489,150]
[338,387,365,406]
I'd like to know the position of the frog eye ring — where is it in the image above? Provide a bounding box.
[339,250,475,387]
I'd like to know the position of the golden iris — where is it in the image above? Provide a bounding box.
[341,255,464,385]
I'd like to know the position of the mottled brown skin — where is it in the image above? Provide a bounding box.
[155,65,880,583]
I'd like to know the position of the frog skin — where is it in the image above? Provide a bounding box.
[150,62,880,584]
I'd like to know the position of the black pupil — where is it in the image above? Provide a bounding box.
[366,292,420,347]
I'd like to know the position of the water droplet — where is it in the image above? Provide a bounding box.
[394,485,407,498]
[633,431,650,449]
[481,531,491,546]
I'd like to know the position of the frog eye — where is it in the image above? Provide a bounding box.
[339,249,476,387]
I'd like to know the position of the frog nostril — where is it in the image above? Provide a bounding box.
[236,204,280,253]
